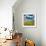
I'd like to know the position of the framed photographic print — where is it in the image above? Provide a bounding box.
[22,13,36,27]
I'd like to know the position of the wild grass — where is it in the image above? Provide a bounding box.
[24,21,34,26]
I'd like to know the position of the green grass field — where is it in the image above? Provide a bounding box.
[24,21,34,26]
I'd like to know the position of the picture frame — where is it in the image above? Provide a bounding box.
[22,13,36,27]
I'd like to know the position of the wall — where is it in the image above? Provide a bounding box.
[0,0,16,30]
[41,0,46,46]
[13,0,41,46]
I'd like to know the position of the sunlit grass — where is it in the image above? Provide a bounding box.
[24,21,34,26]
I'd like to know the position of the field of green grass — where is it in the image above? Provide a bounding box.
[24,21,34,26]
